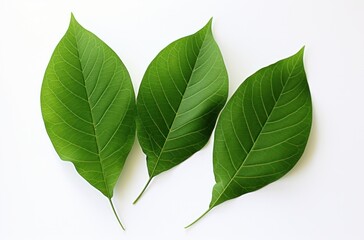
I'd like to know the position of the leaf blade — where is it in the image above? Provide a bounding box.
[188,48,312,226]
[211,48,311,207]
[41,15,136,199]
[136,19,228,199]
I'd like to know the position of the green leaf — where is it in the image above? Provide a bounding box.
[187,48,312,227]
[41,14,135,229]
[134,19,229,203]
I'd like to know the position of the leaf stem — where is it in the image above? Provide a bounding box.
[185,208,212,229]
[109,198,125,231]
[133,177,153,204]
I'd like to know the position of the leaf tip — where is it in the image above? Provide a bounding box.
[297,46,305,57]
[205,17,213,29]
[69,12,81,28]
[198,17,213,36]
[70,12,76,22]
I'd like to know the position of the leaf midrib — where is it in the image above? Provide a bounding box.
[210,59,300,209]
[72,25,111,197]
[149,29,210,178]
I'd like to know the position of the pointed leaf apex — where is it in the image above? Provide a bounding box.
[70,12,76,22]
[68,13,84,31]
[206,17,213,29]
[69,13,81,28]
[297,46,305,57]
[198,17,213,35]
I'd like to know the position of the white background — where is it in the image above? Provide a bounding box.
[0,0,363,239]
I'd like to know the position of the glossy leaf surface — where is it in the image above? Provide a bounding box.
[135,19,228,201]
[188,48,312,227]
[41,15,135,199]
